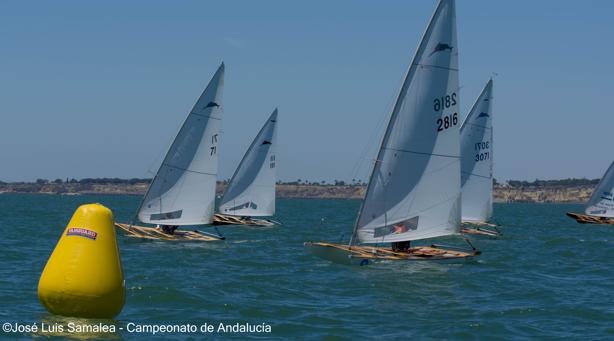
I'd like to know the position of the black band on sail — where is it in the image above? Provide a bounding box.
[224,202,258,212]
[150,210,183,221]
[373,216,419,238]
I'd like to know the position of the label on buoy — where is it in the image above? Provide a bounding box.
[66,227,98,240]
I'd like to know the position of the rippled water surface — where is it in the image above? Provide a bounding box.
[1,194,613,340]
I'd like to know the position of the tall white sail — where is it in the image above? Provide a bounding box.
[355,0,460,244]
[460,79,493,222]
[138,63,224,226]
[218,109,278,217]
[585,161,614,217]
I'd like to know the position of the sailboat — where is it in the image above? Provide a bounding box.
[566,161,614,225]
[213,109,280,227]
[459,79,500,237]
[115,63,226,241]
[305,0,480,265]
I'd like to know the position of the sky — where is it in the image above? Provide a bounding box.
[0,0,612,183]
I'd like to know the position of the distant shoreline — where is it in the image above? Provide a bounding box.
[0,179,597,204]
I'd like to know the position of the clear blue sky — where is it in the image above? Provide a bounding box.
[1,0,612,183]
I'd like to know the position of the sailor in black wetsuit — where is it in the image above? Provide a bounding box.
[160,225,178,235]
[391,241,411,252]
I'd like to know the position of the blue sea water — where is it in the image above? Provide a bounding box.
[0,194,613,340]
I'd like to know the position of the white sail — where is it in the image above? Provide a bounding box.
[138,63,224,225]
[218,109,278,217]
[355,0,460,244]
[585,161,614,217]
[460,79,493,222]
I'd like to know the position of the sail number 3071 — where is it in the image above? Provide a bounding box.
[434,93,458,132]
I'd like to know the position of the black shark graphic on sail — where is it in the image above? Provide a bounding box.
[429,43,453,56]
[261,141,272,145]
[205,101,220,108]
[225,201,258,212]
[478,112,489,118]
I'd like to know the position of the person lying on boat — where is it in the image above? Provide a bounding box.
[160,225,178,235]
[392,223,409,234]
[390,223,410,252]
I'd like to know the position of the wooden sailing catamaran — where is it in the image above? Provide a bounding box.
[459,79,501,237]
[305,0,480,265]
[567,161,614,225]
[213,109,280,227]
[115,63,226,241]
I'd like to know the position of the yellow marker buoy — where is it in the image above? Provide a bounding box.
[38,203,125,318]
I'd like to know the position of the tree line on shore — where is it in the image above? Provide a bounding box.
[0,177,601,188]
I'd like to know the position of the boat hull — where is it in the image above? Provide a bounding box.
[114,223,224,241]
[212,214,278,227]
[461,221,501,238]
[566,212,614,225]
[304,242,480,266]
[461,227,500,238]
[460,220,501,238]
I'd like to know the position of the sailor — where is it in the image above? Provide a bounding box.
[160,225,178,235]
[391,241,411,252]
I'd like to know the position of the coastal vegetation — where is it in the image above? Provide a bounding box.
[0,177,599,203]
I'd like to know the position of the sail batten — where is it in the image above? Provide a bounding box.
[585,161,614,217]
[218,109,278,217]
[137,63,225,226]
[460,79,494,222]
[355,0,460,244]
[383,147,460,158]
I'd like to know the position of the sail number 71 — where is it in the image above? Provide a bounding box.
[210,134,218,155]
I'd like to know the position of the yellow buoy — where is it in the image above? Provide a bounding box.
[38,203,125,318]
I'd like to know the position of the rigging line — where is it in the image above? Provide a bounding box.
[346,93,395,184]
[463,236,477,251]
[346,61,405,185]
[145,130,176,176]
[384,147,460,159]
[161,163,216,176]
[131,144,171,225]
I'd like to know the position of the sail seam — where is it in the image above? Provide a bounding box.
[463,123,492,130]
[384,147,460,159]
[412,63,459,71]
[190,112,222,120]
[162,163,216,176]
[461,171,491,180]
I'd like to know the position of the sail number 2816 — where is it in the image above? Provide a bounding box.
[437,113,458,132]
[434,92,458,132]
[433,93,457,111]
